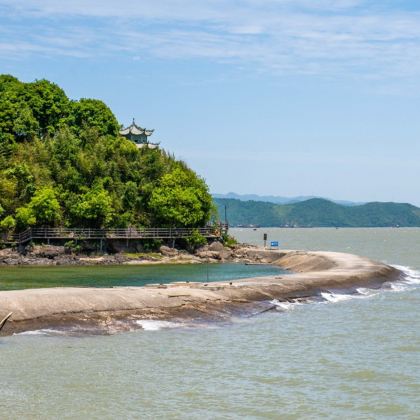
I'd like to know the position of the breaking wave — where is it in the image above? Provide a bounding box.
[268,265,420,311]
[135,320,185,331]
[270,299,302,311]
[392,265,420,286]
[320,288,380,303]
[134,319,220,331]
[319,265,420,304]
[377,265,420,293]
[15,328,70,336]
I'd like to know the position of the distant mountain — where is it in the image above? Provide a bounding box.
[214,197,420,227]
[213,192,363,206]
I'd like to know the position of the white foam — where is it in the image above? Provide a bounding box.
[390,283,409,292]
[380,265,420,293]
[270,265,420,309]
[393,265,420,285]
[320,292,354,303]
[356,287,370,295]
[272,290,376,309]
[135,320,184,331]
[14,328,65,336]
[356,288,380,298]
[270,299,299,311]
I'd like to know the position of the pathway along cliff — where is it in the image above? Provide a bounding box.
[0,249,402,336]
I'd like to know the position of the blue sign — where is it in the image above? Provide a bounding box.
[270,241,279,247]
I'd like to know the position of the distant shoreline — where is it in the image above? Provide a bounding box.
[216,197,420,228]
[0,248,401,336]
[231,226,420,229]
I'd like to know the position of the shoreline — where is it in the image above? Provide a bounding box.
[0,242,242,266]
[0,248,402,336]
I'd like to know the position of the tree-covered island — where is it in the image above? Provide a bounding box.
[0,75,214,239]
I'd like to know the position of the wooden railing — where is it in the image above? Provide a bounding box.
[6,224,228,244]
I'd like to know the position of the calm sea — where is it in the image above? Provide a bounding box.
[1,228,419,419]
[0,263,284,291]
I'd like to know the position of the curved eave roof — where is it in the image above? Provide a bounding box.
[120,123,154,136]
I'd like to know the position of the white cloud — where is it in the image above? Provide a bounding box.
[1,0,420,81]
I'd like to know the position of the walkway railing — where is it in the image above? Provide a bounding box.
[5,225,228,245]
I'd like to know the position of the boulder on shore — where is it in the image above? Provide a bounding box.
[208,241,224,252]
[159,246,179,257]
[0,248,20,260]
[195,250,222,260]
[29,245,66,259]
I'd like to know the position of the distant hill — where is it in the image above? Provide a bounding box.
[213,192,362,206]
[214,198,420,227]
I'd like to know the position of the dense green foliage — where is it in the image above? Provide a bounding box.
[149,167,212,227]
[215,198,420,227]
[0,75,213,231]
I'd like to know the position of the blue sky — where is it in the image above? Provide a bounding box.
[1,0,420,204]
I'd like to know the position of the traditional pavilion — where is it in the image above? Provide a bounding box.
[119,119,159,149]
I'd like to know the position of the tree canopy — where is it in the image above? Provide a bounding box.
[149,166,213,227]
[0,75,213,231]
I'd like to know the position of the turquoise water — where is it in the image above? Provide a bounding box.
[0,263,284,291]
[1,228,420,419]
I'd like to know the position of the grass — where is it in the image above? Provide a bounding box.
[122,252,164,260]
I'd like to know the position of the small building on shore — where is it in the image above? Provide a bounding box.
[119,119,159,149]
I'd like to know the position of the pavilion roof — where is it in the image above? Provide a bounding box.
[119,119,154,136]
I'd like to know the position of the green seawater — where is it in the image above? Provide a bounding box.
[0,263,284,291]
[1,228,420,419]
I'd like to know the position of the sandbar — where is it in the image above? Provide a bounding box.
[0,249,401,335]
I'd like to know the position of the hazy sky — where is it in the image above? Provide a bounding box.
[1,0,420,204]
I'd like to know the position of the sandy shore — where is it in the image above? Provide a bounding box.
[0,249,402,335]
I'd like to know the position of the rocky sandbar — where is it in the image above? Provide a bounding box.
[0,248,401,335]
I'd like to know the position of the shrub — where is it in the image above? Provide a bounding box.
[142,239,163,252]
[222,232,237,248]
[28,187,61,225]
[64,240,82,254]
[15,206,36,229]
[0,215,16,232]
[186,229,207,251]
